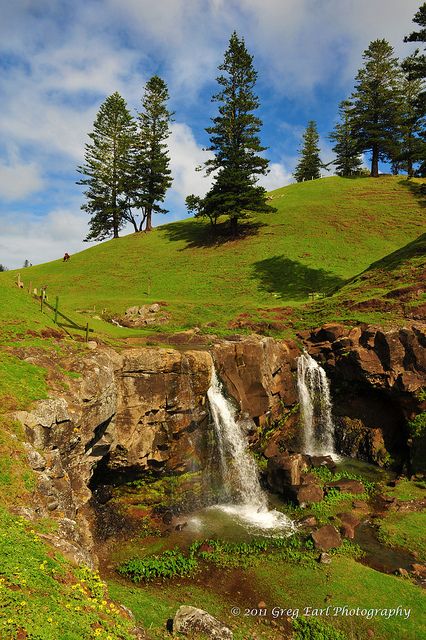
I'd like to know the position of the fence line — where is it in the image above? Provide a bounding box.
[16,273,94,341]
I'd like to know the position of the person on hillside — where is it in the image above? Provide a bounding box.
[63,252,70,262]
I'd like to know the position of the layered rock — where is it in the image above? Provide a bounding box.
[300,323,426,468]
[212,336,299,425]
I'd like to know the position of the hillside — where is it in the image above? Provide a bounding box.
[1,176,425,338]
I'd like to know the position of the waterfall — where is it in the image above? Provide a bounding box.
[206,369,295,534]
[207,369,267,510]
[297,351,335,456]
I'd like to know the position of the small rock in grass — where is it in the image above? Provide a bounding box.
[173,605,233,639]
[319,552,332,564]
[312,525,342,551]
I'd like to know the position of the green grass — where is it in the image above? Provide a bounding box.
[377,512,426,562]
[0,508,136,640]
[1,176,424,337]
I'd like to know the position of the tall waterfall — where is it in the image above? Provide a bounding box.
[297,351,335,456]
[206,369,295,534]
[208,369,267,510]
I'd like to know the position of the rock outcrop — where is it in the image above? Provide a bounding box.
[212,336,299,425]
[300,323,426,468]
[173,605,233,639]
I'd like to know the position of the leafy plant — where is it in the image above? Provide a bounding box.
[293,617,347,640]
[408,412,426,439]
[118,548,198,582]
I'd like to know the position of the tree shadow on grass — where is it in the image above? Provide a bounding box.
[159,219,267,249]
[252,256,346,301]
[362,233,426,272]
[398,178,426,208]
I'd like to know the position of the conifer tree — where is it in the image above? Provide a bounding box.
[293,121,323,182]
[127,76,173,232]
[402,3,426,176]
[186,32,275,232]
[77,92,136,241]
[329,101,363,177]
[395,65,426,177]
[350,40,402,177]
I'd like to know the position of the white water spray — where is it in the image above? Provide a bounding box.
[207,369,295,534]
[297,351,335,456]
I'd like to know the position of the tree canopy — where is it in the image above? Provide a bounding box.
[186,31,275,232]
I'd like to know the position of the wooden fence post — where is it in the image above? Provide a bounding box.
[54,296,59,324]
[85,323,89,343]
[40,294,43,312]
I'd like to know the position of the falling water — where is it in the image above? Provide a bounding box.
[206,369,295,534]
[297,351,335,456]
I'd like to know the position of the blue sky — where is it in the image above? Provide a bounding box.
[0,0,421,268]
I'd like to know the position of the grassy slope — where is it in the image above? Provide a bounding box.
[2,176,424,337]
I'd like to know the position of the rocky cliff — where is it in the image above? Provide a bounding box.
[13,323,426,562]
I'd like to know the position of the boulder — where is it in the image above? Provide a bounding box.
[337,512,360,539]
[173,605,233,639]
[296,483,324,505]
[312,525,342,551]
[308,455,336,471]
[267,452,307,495]
[327,479,365,495]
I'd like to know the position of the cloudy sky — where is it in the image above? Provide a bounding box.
[0,0,420,268]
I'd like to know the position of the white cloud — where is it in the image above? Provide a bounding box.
[260,163,294,191]
[168,122,213,199]
[0,157,44,200]
[0,206,88,269]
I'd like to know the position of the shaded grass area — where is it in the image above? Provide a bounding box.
[1,176,424,337]
[377,512,426,563]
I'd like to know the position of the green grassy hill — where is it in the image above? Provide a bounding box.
[2,176,425,338]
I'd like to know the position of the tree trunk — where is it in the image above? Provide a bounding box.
[407,158,413,178]
[230,216,238,235]
[144,207,153,232]
[371,144,379,177]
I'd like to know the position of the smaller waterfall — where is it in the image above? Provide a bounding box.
[297,351,335,456]
[206,369,295,534]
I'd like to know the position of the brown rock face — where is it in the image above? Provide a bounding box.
[111,348,212,473]
[267,452,307,493]
[337,512,361,539]
[312,525,342,551]
[296,483,324,505]
[212,336,299,425]
[301,323,426,469]
[327,479,365,495]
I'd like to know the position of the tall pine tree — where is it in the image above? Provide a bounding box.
[127,76,173,232]
[395,64,425,177]
[186,32,275,232]
[293,121,323,182]
[78,92,136,241]
[350,40,402,177]
[402,3,426,176]
[329,101,363,176]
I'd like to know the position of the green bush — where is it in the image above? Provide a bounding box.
[408,412,426,439]
[118,548,198,582]
[293,617,347,640]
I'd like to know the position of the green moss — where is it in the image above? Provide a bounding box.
[377,511,426,562]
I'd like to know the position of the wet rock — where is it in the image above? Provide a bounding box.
[327,479,365,494]
[308,455,336,471]
[173,605,233,639]
[212,336,300,424]
[312,525,342,551]
[267,452,307,496]
[298,515,318,528]
[337,512,360,539]
[296,483,324,505]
